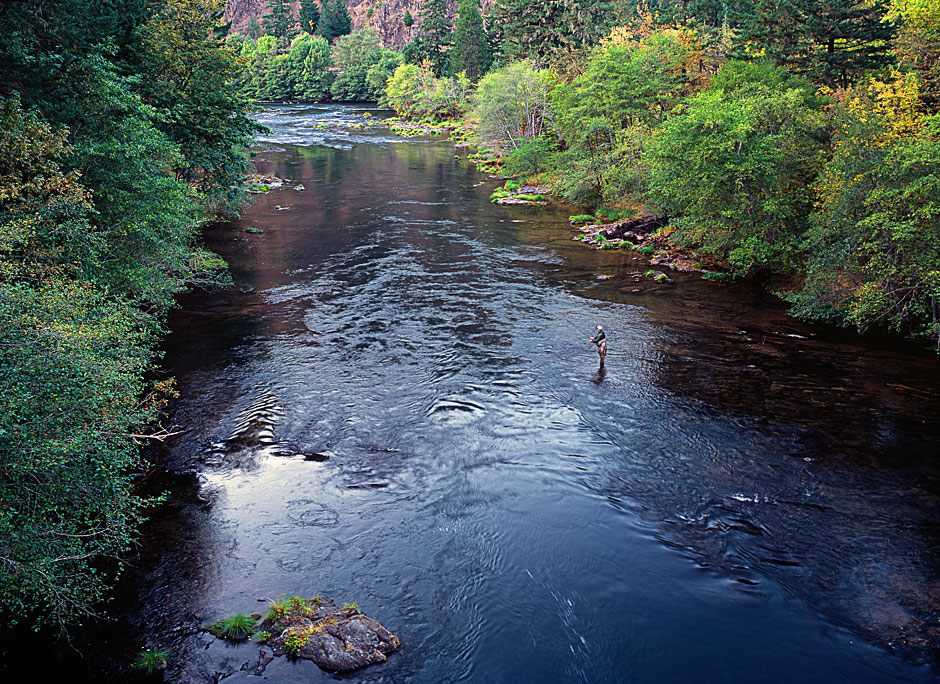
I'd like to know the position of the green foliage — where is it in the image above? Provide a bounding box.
[504,180,521,191]
[702,271,735,282]
[317,0,352,42]
[294,34,335,101]
[490,0,615,63]
[888,0,940,108]
[284,628,312,656]
[264,0,297,41]
[331,29,404,101]
[414,0,453,76]
[210,612,257,639]
[0,0,250,631]
[299,0,321,35]
[730,0,894,87]
[550,29,701,205]
[502,135,555,178]
[138,0,263,212]
[265,597,290,622]
[789,76,940,340]
[451,0,492,81]
[134,646,169,675]
[644,62,825,275]
[403,9,415,27]
[385,63,473,119]
[570,215,596,224]
[474,62,554,149]
[342,602,360,611]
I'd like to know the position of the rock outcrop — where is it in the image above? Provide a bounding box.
[265,597,400,672]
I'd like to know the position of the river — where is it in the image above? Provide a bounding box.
[46,104,940,682]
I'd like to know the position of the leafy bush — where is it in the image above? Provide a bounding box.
[644,62,825,275]
[385,63,472,119]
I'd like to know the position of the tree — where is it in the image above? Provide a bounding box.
[403,9,414,27]
[791,73,940,341]
[474,61,554,148]
[415,0,453,76]
[138,0,263,210]
[263,0,297,41]
[888,0,940,109]
[549,28,702,204]
[731,0,894,87]
[451,0,491,80]
[489,0,615,64]
[317,0,352,41]
[299,0,321,35]
[247,17,263,39]
[385,63,473,118]
[644,61,825,274]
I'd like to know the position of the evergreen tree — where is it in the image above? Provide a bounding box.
[333,0,352,38]
[451,0,491,80]
[299,0,321,35]
[416,0,453,76]
[403,9,414,27]
[489,0,614,64]
[317,0,353,42]
[247,17,263,40]
[263,0,297,40]
[730,0,894,86]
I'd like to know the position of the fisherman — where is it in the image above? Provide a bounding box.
[589,325,607,366]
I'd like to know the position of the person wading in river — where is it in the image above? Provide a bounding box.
[590,325,607,366]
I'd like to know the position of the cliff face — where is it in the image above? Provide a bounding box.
[223,0,494,49]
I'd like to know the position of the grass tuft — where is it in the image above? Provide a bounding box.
[134,646,168,675]
[209,612,257,640]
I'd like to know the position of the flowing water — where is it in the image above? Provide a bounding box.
[40,104,940,682]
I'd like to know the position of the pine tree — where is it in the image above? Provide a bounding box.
[490,0,614,64]
[317,0,352,42]
[730,0,894,86]
[263,0,296,40]
[451,0,491,80]
[403,9,414,27]
[333,0,352,38]
[417,0,452,75]
[299,0,320,35]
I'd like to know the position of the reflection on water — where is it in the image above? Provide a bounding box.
[34,104,940,682]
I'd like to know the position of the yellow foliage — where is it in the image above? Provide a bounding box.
[845,70,925,141]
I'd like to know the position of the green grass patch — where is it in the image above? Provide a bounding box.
[515,193,546,202]
[245,226,263,234]
[595,207,624,221]
[134,646,168,675]
[702,271,735,282]
[637,245,657,256]
[654,272,670,282]
[209,612,257,640]
[504,180,520,191]
[569,215,596,224]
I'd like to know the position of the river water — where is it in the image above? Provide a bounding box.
[46,104,940,682]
